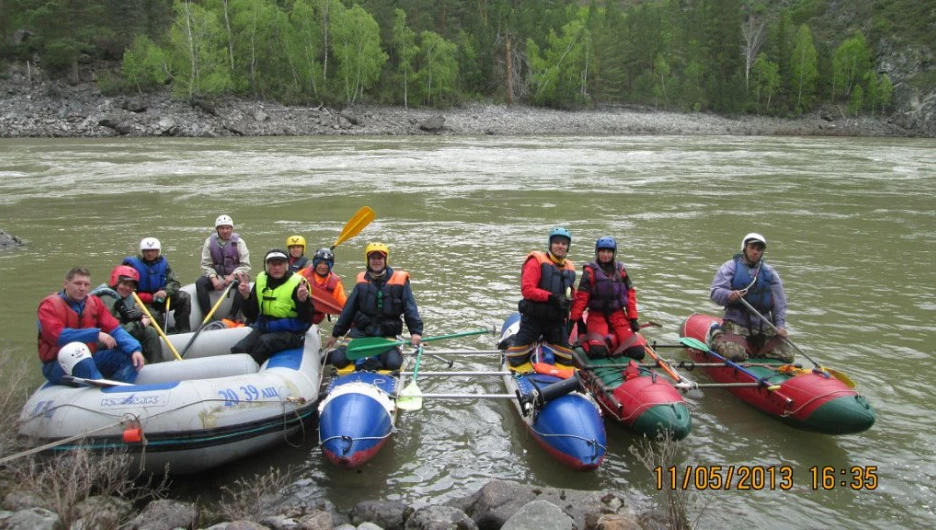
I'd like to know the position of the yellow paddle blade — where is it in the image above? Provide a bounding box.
[332,206,376,250]
[397,381,423,411]
[824,367,856,388]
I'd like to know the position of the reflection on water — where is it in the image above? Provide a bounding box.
[1,135,935,528]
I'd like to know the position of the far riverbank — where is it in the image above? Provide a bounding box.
[0,64,916,139]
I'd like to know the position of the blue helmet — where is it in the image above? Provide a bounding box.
[312,248,335,270]
[548,227,572,247]
[595,236,617,254]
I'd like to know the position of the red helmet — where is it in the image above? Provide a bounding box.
[109,265,140,288]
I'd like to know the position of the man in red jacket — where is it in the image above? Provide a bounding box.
[37,267,145,384]
[505,228,577,367]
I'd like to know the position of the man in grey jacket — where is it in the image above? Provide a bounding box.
[708,232,793,362]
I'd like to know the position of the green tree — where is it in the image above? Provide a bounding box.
[848,84,863,116]
[700,0,744,112]
[751,52,780,111]
[390,8,418,107]
[653,53,672,108]
[413,30,458,106]
[790,24,817,113]
[167,0,232,100]
[331,4,387,105]
[121,35,170,94]
[877,73,893,116]
[832,31,872,102]
[527,15,590,108]
[228,0,290,98]
[286,0,324,101]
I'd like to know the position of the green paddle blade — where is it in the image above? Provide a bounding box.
[346,337,405,360]
[680,337,710,351]
[397,381,423,411]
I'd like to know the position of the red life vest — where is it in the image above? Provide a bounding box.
[37,294,109,362]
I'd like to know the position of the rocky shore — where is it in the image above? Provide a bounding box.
[0,64,920,139]
[1,478,651,530]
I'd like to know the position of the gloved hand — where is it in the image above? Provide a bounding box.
[629,319,641,332]
[117,303,144,322]
[548,293,572,313]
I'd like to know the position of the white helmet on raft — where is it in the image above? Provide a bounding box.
[215,215,234,228]
[58,342,93,376]
[139,237,161,251]
[741,232,767,252]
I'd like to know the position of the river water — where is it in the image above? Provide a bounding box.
[1,135,934,529]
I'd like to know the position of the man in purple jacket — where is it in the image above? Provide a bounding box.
[195,214,251,321]
[708,233,793,362]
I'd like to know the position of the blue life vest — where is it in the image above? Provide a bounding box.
[123,256,169,293]
[729,255,774,313]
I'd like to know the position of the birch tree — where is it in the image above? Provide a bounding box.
[790,24,817,113]
[331,5,387,105]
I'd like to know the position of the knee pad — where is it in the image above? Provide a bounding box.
[582,333,609,359]
[583,339,609,359]
[622,345,646,361]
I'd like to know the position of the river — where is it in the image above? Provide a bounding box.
[1,135,934,529]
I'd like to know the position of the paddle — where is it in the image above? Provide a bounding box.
[679,337,792,404]
[346,328,492,360]
[331,206,376,250]
[179,279,239,358]
[164,296,170,332]
[131,291,182,361]
[310,283,343,314]
[736,297,856,388]
[62,375,133,388]
[397,345,424,411]
[641,342,685,383]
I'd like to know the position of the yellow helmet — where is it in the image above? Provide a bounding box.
[364,242,390,263]
[286,235,306,252]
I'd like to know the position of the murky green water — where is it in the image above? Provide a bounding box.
[1,135,934,529]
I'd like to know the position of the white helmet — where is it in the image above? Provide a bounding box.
[741,232,767,252]
[58,342,93,376]
[215,214,234,228]
[140,237,161,251]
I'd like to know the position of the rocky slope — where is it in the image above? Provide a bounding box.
[0,63,922,139]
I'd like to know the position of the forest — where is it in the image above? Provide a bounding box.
[1,0,933,117]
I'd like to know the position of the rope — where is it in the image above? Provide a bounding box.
[529,429,607,459]
[0,416,134,465]
[281,396,309,448]
[779,389,859,417]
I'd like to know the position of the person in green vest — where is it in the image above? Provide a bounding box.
[231,249,314,365]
